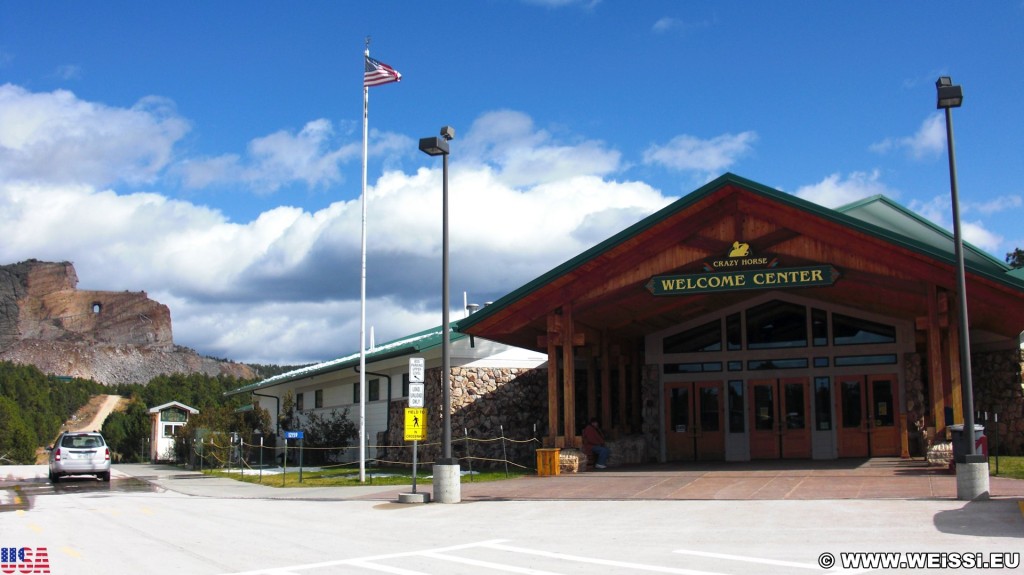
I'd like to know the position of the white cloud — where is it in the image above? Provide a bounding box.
[651,16,713,34]
[794,170,895,208]
[460,110,622,187]
[965,194,1022,216]
[961,222,1002,253]
[653,17,682,33]
[642,131,757,175]
[0,167,668,363]
[0,84,189,186]
[0,85,673,364]
[521,0,600,8]
[870,114,946,159]
[177,119,405,193]
[52,64,82,80]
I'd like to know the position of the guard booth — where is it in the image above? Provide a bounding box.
[149,401,199,462]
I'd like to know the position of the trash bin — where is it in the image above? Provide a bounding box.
[949,424,986,464]
[536,448,561,476]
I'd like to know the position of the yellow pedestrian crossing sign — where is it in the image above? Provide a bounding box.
[404,408,427,441]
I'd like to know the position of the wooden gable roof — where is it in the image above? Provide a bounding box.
[459,173,1024,351]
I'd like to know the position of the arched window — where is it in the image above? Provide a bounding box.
[91,302,102,314]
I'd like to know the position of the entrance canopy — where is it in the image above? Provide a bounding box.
[459,173,1024,352]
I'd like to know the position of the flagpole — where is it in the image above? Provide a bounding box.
[358,41,370,484]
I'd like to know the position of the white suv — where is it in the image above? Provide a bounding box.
[48,431,111,482]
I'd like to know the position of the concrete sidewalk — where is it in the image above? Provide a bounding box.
[114,458,1024,503]
[453,457,1024,502]
[6,458,1023,503]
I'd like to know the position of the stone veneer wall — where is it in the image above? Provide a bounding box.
[908,349,1023,456]
[972,349,1023,455]
[378,366,548,469]
[641,364,661,462]
[903,352,927,457]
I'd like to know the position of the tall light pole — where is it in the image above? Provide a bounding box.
[936,76,988,500]
[419,126,460,503]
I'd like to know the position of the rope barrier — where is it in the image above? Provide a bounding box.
[190,430,548,472]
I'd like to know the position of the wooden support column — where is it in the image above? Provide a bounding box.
[631,347,642,433]
[600,332,612,431]
[617,352,627,432]
[586,351,598,423]
[926,285,948,437]
[947,303,964,425]
[540,309,587,448]
[561,304,576,445]
[545,314,559,447]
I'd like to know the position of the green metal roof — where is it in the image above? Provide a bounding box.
[836,194,1010,275]
[225,325,466,396]
[459,172,1024,332]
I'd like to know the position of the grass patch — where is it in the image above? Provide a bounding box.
[990,455,1024,480]
[211,465,530,488]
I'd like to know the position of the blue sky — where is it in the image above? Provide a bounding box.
[2,1,1023,365]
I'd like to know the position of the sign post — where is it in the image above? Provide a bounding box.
[407,358,425,492]
[405,409,426,494]
[398,358,429,503]
[284,430,304,484]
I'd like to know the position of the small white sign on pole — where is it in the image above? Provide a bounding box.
[408,357,425,406]
[409,383,425,408]
[409,357,425,383]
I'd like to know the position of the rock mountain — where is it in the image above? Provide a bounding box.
[0,259,254,385]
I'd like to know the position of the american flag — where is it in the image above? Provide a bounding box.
[364,56,402,87]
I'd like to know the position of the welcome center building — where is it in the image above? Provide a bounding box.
[235,174,1024,466]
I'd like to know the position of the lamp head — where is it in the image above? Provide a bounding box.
[936,76,963,109]
[440,126,455,141]
[418,136,449,156]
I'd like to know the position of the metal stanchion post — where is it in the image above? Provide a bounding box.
[993,412,999,476]
[464,427,473,482]
[501,424,509,478]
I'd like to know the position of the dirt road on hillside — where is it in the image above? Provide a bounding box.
[36,394,126,463]
[65,394,125,432]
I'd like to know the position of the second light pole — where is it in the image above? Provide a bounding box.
[419,126,460,503]
[936,76,988,500]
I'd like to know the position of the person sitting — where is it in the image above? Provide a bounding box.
[581,417,610,469]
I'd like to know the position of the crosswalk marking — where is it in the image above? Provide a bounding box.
[218,539,839,575]
[483,541,727,575]
[673,549,867,574]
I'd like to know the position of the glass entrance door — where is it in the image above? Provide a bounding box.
[748,378,811,459]
[665,381,724,461]
[869,376,898,456]
[836,374,899,457]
